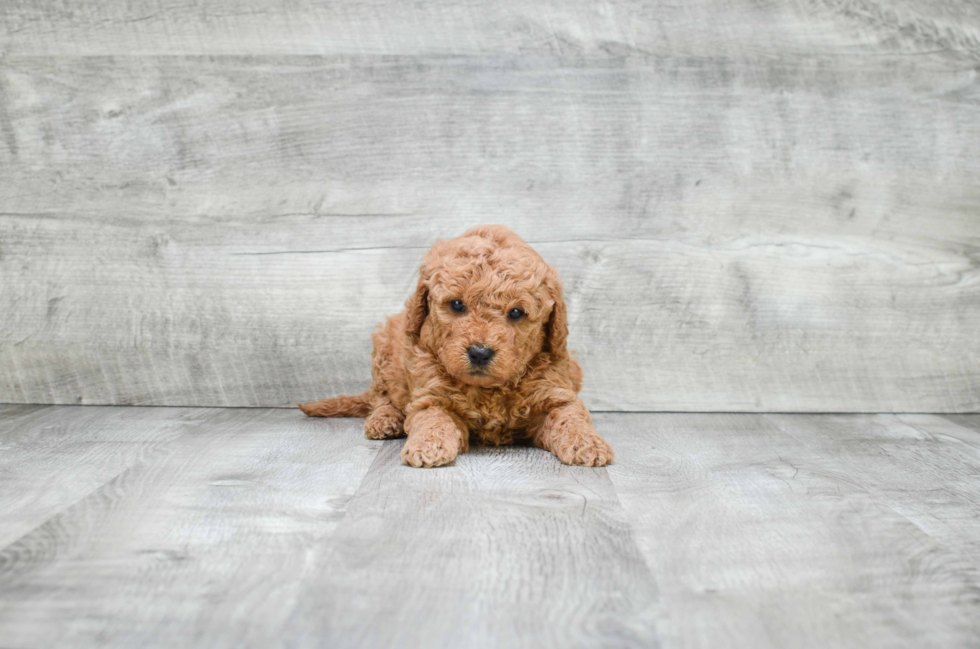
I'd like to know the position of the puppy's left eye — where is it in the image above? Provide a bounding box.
[507,308,525,321]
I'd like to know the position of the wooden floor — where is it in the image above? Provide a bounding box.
[1,406,978,648]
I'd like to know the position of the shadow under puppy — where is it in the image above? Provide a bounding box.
[300,225,614,468]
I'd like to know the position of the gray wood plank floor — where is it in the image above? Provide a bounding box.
[1,406,979,648]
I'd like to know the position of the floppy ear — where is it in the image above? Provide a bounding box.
[404,276,429,340]
[544,275,569,362]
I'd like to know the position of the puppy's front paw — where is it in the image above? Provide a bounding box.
[401,430,460,468]
[365,404,404,440]
[551,427,614,467]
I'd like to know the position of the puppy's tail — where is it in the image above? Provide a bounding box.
[298,390,373,418]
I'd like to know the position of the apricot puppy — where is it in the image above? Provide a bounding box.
[299,225,613,468]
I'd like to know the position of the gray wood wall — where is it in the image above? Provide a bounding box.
[1,1,979,411]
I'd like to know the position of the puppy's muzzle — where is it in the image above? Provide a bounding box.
[467,344,495,369]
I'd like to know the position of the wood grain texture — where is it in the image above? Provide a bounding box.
[1,52,979,410]
[601,412,980,648]
[0,407,661,648]
[2,408,980,647]
[943,414,980,435]
[1,3,979,411]
[1,0,978,58]
[0,408,381,648]
[0,405,214,548]
[283,440,662,649]
[768,413,980,579]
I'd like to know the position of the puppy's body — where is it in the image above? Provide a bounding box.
[300,225,613,468]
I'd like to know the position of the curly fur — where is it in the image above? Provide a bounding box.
[299,225,613,468]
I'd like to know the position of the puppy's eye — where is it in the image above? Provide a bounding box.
[450,299,466,313]
[507,308,525,321]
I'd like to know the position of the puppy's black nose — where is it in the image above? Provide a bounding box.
[467,344,495,367]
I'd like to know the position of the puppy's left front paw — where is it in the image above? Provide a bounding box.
[551,429,614,467]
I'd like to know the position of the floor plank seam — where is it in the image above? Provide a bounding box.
[0,458,150,578]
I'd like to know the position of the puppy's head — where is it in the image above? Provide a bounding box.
[405,225,567,387]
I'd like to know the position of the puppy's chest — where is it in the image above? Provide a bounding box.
[452,388,532,446]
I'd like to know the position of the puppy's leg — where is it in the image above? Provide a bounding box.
[364,397,405,440]
[532,399,614,467]
[401,407,467,468]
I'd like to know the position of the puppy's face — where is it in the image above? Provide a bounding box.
[410,228,564,387]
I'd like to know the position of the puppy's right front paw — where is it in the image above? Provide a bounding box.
[401,430,460,468]
[365,404,404,440]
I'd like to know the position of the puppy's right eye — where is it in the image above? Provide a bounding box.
[450,299,466,313]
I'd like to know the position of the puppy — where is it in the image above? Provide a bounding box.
[299,225,613,468]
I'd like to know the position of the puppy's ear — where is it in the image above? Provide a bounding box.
[544,272,569,362]
[404,276,429,340]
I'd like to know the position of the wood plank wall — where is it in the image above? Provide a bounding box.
[1,1,978,411]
